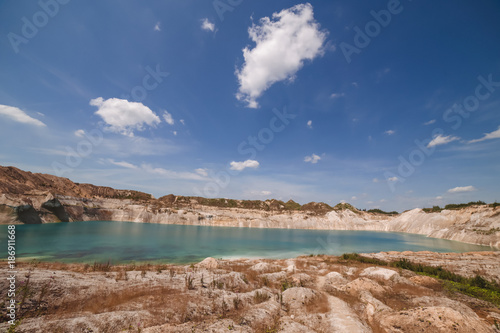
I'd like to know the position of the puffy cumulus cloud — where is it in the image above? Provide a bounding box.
[0,104,46,127]
[236,3,327,108]
[163,110,174,125]
[468,125,500,144]
[195,168,208,177]
[201,18,215,32]
[230,159,260,171]
[384,130,395,135]
[304,153,321,164]
[427,134,460,148]
[90,97,161,136]
[447,186,477,193]
[154,22,161,31]
[307,120,312,128]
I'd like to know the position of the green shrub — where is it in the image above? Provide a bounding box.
[340,253,500,306]
[284,200,302,210]
[340,253,388,266]
[444,201,486,210]
[367,208,399,215]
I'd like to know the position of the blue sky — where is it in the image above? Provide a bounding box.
[1,0,500,211]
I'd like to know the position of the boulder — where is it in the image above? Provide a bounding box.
[360,267,399,281]
[196,257,219,270]
[42,198,70,222]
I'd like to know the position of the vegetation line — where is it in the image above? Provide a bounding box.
[340,253,500,306]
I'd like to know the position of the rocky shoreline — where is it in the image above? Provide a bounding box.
[1,192,499,248]
[1,252,499,332]
[1,165,499,248]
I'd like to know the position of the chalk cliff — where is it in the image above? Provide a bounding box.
[1,165,499,248]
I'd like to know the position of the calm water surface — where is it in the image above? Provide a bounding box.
[0,221,496,264]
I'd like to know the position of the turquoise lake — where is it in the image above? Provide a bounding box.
[1,221,496,264]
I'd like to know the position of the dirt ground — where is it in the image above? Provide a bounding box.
[1,252,499,332]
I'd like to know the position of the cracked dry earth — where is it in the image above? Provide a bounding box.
[1,253,500,333]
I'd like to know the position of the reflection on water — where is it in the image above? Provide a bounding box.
[0,221,496,264]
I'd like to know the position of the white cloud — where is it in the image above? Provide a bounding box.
[435,196,443,200]
[384,130,395,135]
[261,190,272,196]
[102,159,207,181]
[201,18,215,32]
[230,159,260,171]
[141,163,205,181]
[195,168,208,177]
[351,196,357,200]
[90,97,161,136]
[180,119,185,125]
[307,120,312,128]
[427,134,460,148]
[372,178,379,183]
[468,125,500,144]
[0,104,46,127]
[330,92,345,99]
[74,129,85,138]
[98,136,181,157]
[163,110,174,125]
[387,176,399,182]
[304,153,321,164]
[447,186,477,193]
[154,22,161,31]
[236,3,327,108]
[107,159,138,169]
[173,131,177,136]
[424,119,436,125]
